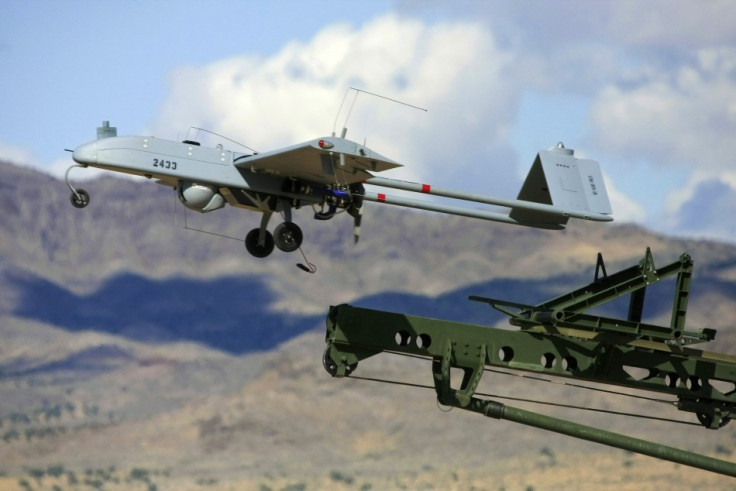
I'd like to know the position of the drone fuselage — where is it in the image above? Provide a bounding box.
[72,136,323,214]
[67,122,613,260]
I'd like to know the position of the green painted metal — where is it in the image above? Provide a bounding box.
[469,398,736,477]
[323,249,736,476]
[470,248,707,344]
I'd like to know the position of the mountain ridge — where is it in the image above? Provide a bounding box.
[2,160,736,488]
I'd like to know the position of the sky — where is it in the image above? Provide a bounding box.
[2,0,736,242]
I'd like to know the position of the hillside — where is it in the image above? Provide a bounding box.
[1,160,736,489]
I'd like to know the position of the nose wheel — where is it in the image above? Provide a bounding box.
[66,164,90,208]
[70,189,90,208]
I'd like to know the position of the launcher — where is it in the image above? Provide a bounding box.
[323,248,736,476]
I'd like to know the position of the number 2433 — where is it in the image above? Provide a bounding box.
[153,158,177,170]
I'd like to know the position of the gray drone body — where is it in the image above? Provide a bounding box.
[67,121,613,259]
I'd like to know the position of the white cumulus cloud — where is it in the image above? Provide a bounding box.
[0,141,35,167]
[589,47,736,173]
[151,14,522,193]
[132,4,736,241]
[600,172,647,225]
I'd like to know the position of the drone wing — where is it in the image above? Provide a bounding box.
[234,137,402,185]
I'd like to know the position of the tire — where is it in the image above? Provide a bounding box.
[70,189,90,208]
[244,228,274,258]
[273,222,303,252]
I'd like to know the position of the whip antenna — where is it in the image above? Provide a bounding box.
[333,87,428,138]
[348,87,428,112]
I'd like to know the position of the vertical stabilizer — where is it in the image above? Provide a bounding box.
[510,143,611,225]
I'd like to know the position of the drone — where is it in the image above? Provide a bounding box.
[66,115,612,261]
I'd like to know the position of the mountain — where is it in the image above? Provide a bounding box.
[1,160,736,489]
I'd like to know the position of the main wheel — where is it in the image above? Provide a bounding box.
[244,228,275,258]
[273,222,303,252]
[70,189,90,208]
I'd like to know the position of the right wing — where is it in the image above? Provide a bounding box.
[234,137,402,185]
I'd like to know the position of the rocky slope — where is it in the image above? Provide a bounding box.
[1,161,736,489]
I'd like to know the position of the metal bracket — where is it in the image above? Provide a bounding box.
[432,339,487,407]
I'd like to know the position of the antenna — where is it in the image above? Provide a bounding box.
[332,87,428,138]
[349,87,428,112]
[187,127,259,154]
[332,88,357,137]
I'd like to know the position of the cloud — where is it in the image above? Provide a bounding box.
[589,47,736,175]
[672,177,736,240]
[151,14,523,194]
[600,172,647,224]
[591,0,736,48]
[0,141,35,167]
[583,41,736,239]
[426,1,736,50]
[47,156,111,181]
[393,3,736,242]
[108,5,736,241]
[0,141,109,182]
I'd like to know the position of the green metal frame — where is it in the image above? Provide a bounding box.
[323,249,736,476]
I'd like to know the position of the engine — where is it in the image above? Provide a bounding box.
[177,182,226,212]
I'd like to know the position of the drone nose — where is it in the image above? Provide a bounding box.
[72,141,98,166]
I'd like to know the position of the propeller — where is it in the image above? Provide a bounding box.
[347,183,365,244]
[352,207,363,244]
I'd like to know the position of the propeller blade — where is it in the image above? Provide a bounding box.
[353,207,363,244]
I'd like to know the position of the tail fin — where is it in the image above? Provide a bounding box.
[510,143,612,226]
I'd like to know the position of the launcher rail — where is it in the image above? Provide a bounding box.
[323,249,736,477]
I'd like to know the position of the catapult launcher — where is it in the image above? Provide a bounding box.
[323,249,736,477]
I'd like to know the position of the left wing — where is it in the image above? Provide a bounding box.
[234,137,402,185]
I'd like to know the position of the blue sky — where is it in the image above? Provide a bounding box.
[3,1,736,242]
[0,0,385,160]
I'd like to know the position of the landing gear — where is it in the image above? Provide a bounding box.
[245,211,275,257]
[244,222,303,257]
[243,210,303,258]
[274,222,303,252]
[245,228,275,258]
[70,189,90,208]
[66,164,90,209]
